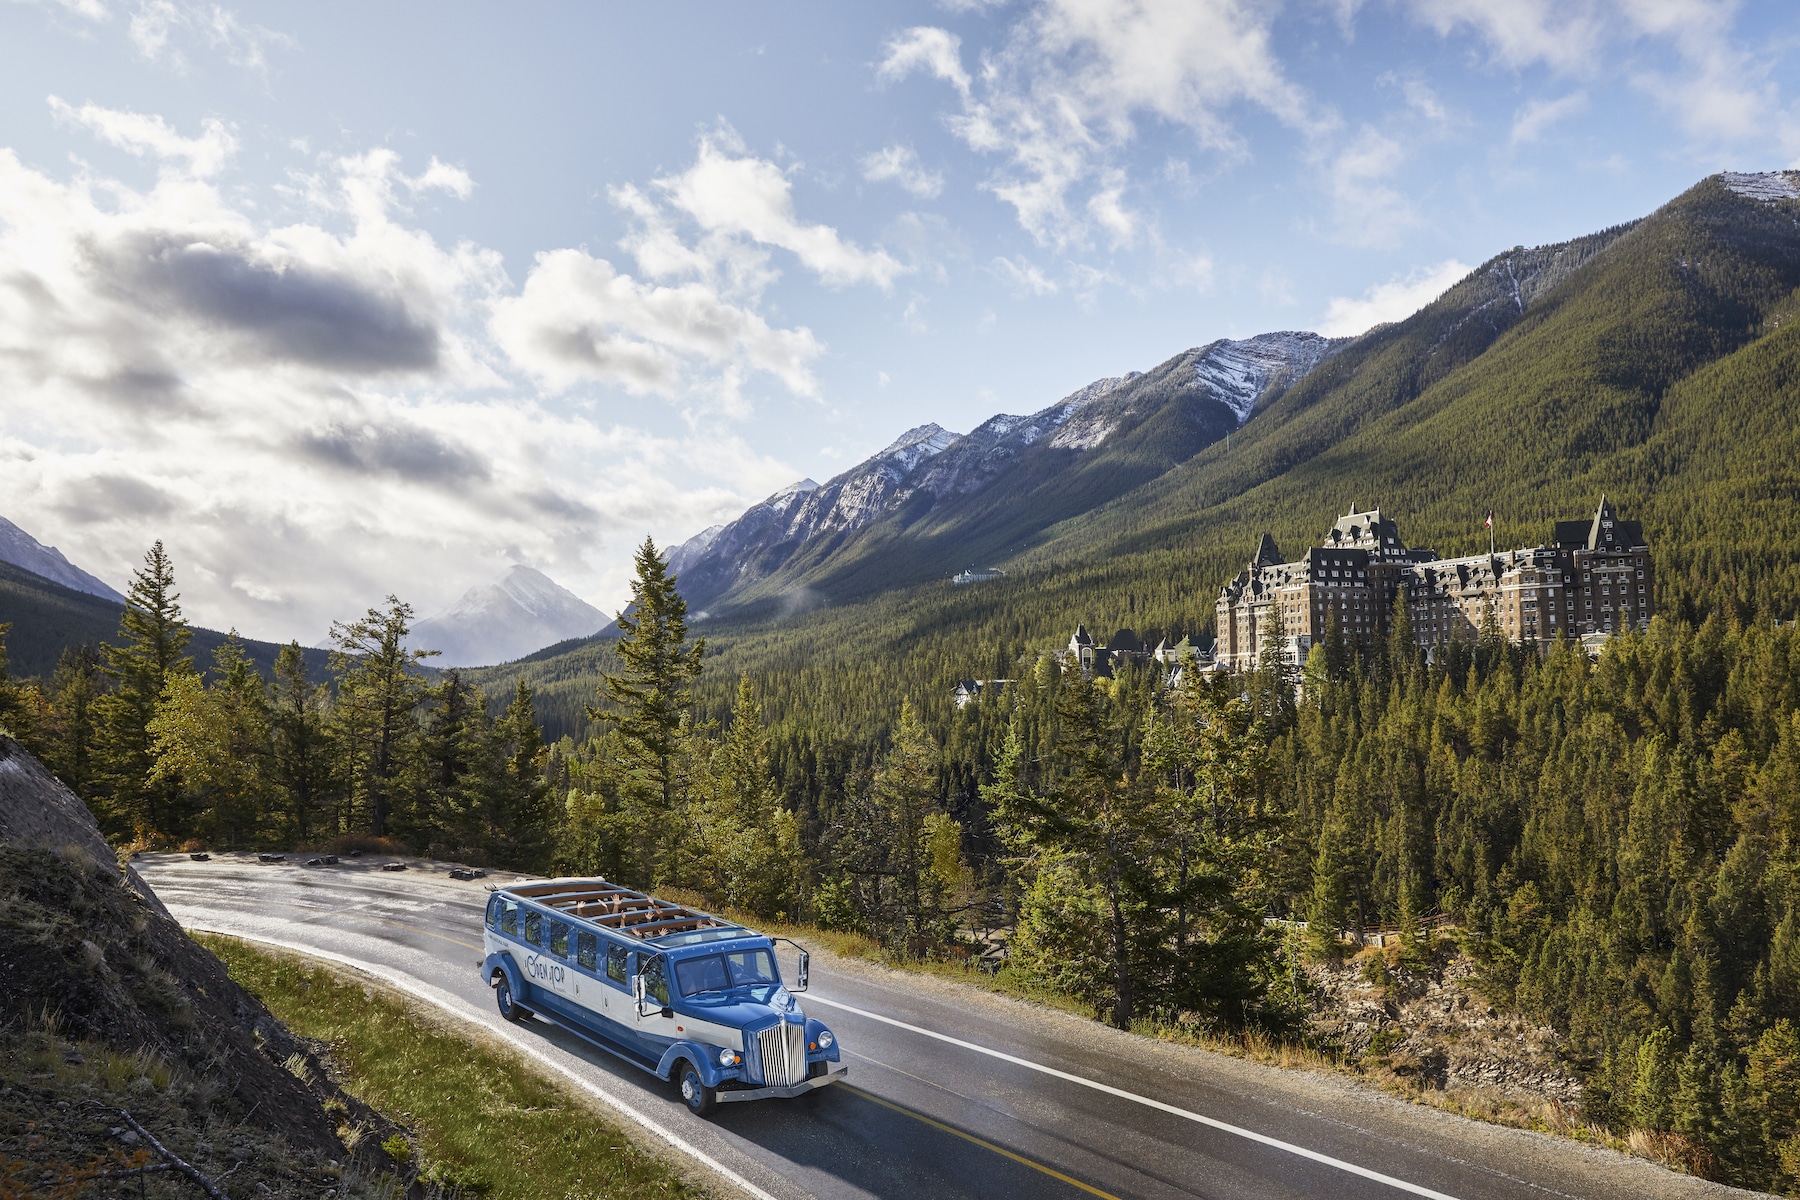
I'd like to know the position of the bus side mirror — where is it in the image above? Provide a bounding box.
[796,951,810,992]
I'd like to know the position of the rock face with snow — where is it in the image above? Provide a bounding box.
[1720,170,1800,202]
[667,332,1345,610]
[411,565,605,667]
[0,516,124,602]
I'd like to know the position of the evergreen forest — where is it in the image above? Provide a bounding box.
[11,173,1800,1189]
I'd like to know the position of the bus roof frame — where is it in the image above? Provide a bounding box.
[500,877,749,946]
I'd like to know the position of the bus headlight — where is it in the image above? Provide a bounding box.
[816,1029,834,1050]
[718,1047,741,1067]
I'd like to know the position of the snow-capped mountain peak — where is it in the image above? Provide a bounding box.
[1191,332,1342,425]
[411,564,605,667]
[876,423,963,473]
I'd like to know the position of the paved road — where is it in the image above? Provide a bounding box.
[135,854,1748,1200]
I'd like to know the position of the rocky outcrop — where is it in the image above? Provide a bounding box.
[0,735,350,1154]
[1308,943,1583,1106]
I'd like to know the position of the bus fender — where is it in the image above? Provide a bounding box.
[805,1017,841,1063]
[656,1041,729,1087]
[483,951,522,995]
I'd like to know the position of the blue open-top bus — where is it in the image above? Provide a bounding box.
[480,877,845,1114]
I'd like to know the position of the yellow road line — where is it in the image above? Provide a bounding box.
[839,1083,1123,1200]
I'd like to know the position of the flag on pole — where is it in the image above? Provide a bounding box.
[1484,511,1493,529]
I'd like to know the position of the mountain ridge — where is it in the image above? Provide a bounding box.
[670,330,1344,613]
[0,516,124,603]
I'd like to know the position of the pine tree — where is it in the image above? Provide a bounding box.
[39,644,103,799]
[147,634,271,848]
[496,680,552,866]
[988,677,1158,1029]
[98,542,195,841]
[330,597,434,838]
[591,538,705,883]
[270,642,331,845]
[0,622,34,741]
[696,677,805,918]
[1140,669,1279,1022]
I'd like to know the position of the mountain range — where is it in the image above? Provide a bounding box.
[669,330,1343,613]
[8,168,1800,713]
[467,168,1800,739]
[410,565,605,668]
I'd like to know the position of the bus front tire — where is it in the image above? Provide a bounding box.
[495,975,529,1023]
[677,1060,716,1116]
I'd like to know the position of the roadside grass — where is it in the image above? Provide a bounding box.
[198,935,709,1200]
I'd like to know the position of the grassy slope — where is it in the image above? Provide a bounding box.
[0,558,333,683]
[469,179,1800,746]
[203,936,708,1200]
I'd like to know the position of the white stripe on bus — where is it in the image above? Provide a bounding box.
[185,928,783,1200]
[806,994,1461,1200]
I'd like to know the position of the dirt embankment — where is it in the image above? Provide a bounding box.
[1307,940,1584,1108]
[0,735,413,1197]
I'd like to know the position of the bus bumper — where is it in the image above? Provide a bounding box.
[716,1063,847,1103]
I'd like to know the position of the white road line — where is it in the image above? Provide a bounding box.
[807,994,1462,1200]
[184,926,783,1200]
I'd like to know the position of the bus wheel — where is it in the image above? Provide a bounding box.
[495,975,529,1023]
[677,1060,716,1116]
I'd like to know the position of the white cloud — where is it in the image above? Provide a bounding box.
[877,26,972,98]
[1319,259,1471,336]
[990,255,1059,295]
[657,131,907,290]
[1406,0,1609,73]
[880,1,1325,248]
[492,130,915,404]
[0,107,807,643]
[49,95,237,177]
[1326,125,1414,247]
[1401,0,1795,152]
[1511,91,1590,143]
[490,249,822,399]
[862,144,945,198]
[128,0,291,72]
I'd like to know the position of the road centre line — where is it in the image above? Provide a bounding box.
[839,1083,1122,1200]
[807,994,1463,1200]
[182,926,782,1200]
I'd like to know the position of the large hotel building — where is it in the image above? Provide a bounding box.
[1215,497,1652,671]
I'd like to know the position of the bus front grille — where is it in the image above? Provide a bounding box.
[756,1021,806,1088]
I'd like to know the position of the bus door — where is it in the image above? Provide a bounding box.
[541,919,575,1003]
[632,954,681,1054]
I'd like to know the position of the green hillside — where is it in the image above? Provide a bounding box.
[468,176,1800,749]
[0,559,333,682]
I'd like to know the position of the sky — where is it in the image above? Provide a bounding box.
[1,0,1797,645]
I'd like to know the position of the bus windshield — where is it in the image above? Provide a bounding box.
[674,949,779,997]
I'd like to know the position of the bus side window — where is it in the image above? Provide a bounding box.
[549,921,569,958]
[485,895,501,930]
[577,931,597,971]
[524,910,542,947]
[500,899,518,936]
[606,944,628,985]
